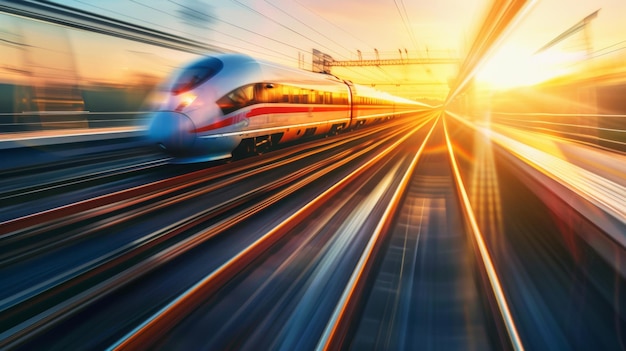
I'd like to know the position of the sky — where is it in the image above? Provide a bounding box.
[475,0,626,89]
[3,0,626,100]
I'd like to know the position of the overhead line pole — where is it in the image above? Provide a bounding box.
[534,9,599,55]
[329,57,459,67]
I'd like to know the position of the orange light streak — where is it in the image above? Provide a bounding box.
[317,112,440,350]
[443,115,525,351]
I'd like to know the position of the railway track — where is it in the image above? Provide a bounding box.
[0,114,435,349]
[0,148,170,216]
[2,111,623,350]
[107,114,439,351]
[445,112,626,350]
[0,117,419,262]
[103,115,522,351]
[323,117,522,350]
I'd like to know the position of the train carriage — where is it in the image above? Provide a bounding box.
[148,53,427,162]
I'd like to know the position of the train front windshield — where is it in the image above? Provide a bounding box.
[171,57,224,95]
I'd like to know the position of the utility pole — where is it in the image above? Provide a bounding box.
[535,9,600,140]
[535,9,599,57]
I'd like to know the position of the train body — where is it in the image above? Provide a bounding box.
[148,53,427,162]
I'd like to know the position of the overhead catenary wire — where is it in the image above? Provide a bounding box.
[165,0,314,63]
[289,0,407,84]
[229,0,345,59]
[393,0,419,54]
[128,0,297,62]
[263,0,352,58]
[229,0,397,84]
[75,0,406,86]
[293,0,374,52]
[73,0,314,66]
[17,0,422,96]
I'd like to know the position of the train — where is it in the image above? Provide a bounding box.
[147,53,429,162]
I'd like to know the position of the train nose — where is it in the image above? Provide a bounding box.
[148,111,196,154]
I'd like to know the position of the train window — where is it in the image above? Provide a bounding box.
[171,56,223,95]
[256,83,281,103]
[269,84,281,103]
[281,87,290,103]
[254,83,266,103]
[216,84,255,115]
[341,93,348,104]
[271,84,280,103]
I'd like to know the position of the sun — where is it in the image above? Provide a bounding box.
[475,46,578,90]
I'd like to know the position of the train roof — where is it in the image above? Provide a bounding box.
[350,83,422,105]
[211,53,348,91]
[174,53,423,105]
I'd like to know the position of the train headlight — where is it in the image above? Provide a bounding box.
[175,93,197,111]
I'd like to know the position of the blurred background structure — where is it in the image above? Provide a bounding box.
[0,0,624,350]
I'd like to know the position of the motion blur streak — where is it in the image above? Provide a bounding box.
[283,161,399,350]
[443,116,525,351]
[450,111,626,250]
[317,113,439,351]
[492,126,625,221]
[446,0,535,104]
[1,0,626,349]
[449,113,626,285]
[109,117,433,351]
[468,122,505,254]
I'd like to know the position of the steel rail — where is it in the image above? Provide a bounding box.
[107,117,435,350]
[316,112,440,350]
[0,118,414,237]
[0,119,427,349]
[0,157,169,203]
[0,120,421,266]
[442,116,525,351]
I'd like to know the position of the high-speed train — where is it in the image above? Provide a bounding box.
[147,53,429,162]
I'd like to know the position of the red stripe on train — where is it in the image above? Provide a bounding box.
[193,116,236,133]
[193,105,350,133]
